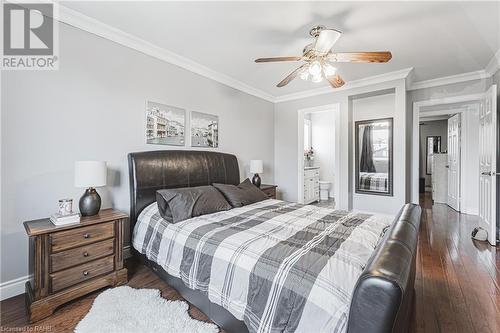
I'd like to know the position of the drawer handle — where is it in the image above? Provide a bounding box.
[83,252,89,257]
[83,233,90,239]
[83,271,89,276]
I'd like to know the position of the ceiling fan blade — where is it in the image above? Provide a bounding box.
[277,64,307,87]
[313,29,342,54]
[255,56,302,63]
[327,52,392,63]
[326,74,345,88]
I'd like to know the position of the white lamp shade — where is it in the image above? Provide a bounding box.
[250,160,263,174]
[75,161,107,188]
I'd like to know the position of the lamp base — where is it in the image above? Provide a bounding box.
[79,188,101,216]
[252,173,261,188]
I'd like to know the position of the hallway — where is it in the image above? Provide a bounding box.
[412,194,500,333]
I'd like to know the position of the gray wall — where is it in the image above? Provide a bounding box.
[1,24,274,284]
[419,120,448,186]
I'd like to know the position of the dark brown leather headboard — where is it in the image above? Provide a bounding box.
[127,150,240,232]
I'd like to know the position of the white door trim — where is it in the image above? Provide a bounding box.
[447,114,461,211]
[419,107,472,212]
[297,104,341,204]
[412,93,484,204]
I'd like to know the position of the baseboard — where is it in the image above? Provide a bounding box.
[461,208,479,216]
[1,246,134,301]
[0,274,31,301]
[123,245,132,259]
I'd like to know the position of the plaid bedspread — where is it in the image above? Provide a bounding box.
[132,199,391,333]
[359,172,388,192]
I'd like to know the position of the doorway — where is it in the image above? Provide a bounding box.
[297,104,341,206]
[412,87,498,246]
[419,112,470,212]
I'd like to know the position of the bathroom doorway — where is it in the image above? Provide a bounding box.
[297,104,341,206]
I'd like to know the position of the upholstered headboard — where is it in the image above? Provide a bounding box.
[127,150,240,232]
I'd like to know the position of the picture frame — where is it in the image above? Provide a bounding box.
[191,111,219,148]
[145,101,185,146]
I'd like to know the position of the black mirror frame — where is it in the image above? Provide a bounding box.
[355,117,394,196]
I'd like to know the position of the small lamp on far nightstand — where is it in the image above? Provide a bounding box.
[75,161,107,216]
[250,160,263,188]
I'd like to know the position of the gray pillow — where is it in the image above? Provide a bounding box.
[213,179,268,208]
[156,185,232,223]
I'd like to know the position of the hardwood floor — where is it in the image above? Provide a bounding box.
[411,193,500,333]
[1,194,498,332]
[0,260,221,332]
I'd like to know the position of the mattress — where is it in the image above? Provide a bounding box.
[132,199,392,333]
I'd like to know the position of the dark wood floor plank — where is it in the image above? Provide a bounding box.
[1,193,498,333]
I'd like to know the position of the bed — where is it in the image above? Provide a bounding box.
[128,150,421,333]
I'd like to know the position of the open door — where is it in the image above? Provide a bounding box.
[447,114,460,211]
[479,85,497,246]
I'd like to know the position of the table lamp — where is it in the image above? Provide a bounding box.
[75,161,107,216]
[250,160,263,187]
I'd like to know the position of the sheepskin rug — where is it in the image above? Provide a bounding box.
[75,286,219,333]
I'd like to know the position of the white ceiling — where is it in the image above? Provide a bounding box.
[62,1,499,98]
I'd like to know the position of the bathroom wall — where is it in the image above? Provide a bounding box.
[310,111,335,197]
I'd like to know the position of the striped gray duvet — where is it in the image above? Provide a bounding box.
[132,199,392,333]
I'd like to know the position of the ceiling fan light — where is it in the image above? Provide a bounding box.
[308,61,322,76]
[300,70,309,81]
[323,63,337,77]
[311,74,323,83]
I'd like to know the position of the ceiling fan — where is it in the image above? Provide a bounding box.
[255,25,392,89]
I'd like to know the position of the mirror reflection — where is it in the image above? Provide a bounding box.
[355,118,393,196]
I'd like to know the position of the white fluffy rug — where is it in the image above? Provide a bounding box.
[75,286,219,333]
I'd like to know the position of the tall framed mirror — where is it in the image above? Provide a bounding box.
[355,118,393,196]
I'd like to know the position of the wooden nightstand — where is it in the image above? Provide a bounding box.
[260,184,278,199]
[23,209,128,323]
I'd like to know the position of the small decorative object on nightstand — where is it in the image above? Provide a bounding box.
[75,161,107,216]
[260,184,278,199]
[23,209,128,323]
[250,160,263,188]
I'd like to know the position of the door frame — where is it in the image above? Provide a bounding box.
[412,93,484,204]
[297,104,341,204]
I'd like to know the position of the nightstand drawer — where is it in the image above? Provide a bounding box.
[50,255,115,292]
[50,222,115,253]
[50,239,114,272]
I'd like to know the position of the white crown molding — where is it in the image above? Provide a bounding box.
[485,48,500,77]
[408,70,491,91]
[274,67,413,103]
[55,5,275,103]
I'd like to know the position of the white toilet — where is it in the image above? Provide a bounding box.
[319,181,331,201]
